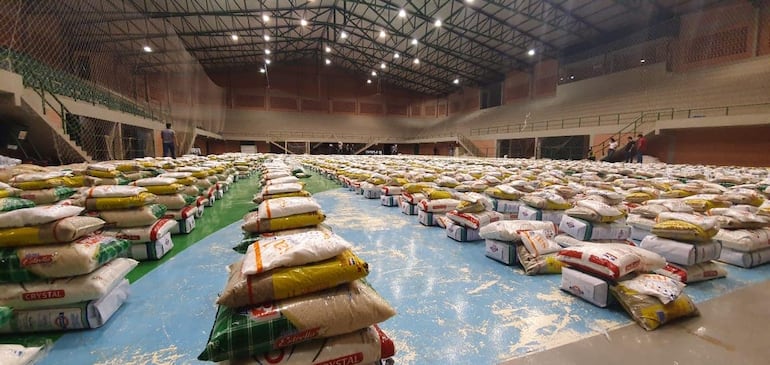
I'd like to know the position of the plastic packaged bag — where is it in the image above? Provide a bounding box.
[84,192,156,210]
[257,197,322,220]
[242,230,352,275]
[242,211,326,234]
[610,283,699,331]
[516,244,562,275]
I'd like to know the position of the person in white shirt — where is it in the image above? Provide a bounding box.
[608,137,618,158]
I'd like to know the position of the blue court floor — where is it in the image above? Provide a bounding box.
[40,188,770,365]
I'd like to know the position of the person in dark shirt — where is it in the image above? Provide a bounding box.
[623,136,636,163]
[161,123,176,158]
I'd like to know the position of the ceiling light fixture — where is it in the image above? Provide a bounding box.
[142,45,152,53]
[466,0,474,3]
[640,59,646,63]
[259,68,266,73]
[300,19,308,26]
[371,71,377,76]
[569,75,575,80]
[411,38,418,45]
[453,78,459,84]
[394,52,400,59]
[262,14,270,22]
[380,62,386,69]
[263,34,271,41]
[379,30,387,38]
[413,58,420,64]
[367,79,372,84]
[527,49,535,56]
[434,19,442,27]
[265,59,272,65]
[340,31,348,39]
[398,9,406,18]
[230,34,239,41]
[325,46,331,53]
[325,58,331,65]
[264,49,271,55]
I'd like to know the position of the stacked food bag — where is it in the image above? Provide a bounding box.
[713,204,770,268]
[202,161,396,364]
[0,204,136,333]
[444,193,514,241]
[84,163,130,186]
[638,213,726,283]
[558,200,631,242]
[157,171,200,231]
[9,171,77,206]
[399,182,434,216]
[480,220,561,273]
[518,189,573,225]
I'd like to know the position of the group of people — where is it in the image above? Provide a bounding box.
[587,133,647,163]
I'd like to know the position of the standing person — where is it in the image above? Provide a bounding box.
[623,136,636,163]
[586,148,596,161]
[636,133,647,163]
[606,137,618,161]
[161,123,176,158]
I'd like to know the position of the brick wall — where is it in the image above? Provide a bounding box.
[645,125,770,167]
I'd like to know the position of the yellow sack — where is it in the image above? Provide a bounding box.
[651,220,718,242]
[403,183,431,194]
[86,169,122,178]
[517,245,562,275]
[456,200,486,214]
[190,171,209,179]
[143,184,185,195]
[217,250,368,307]
[175,177,198,186]
[611,284,699,331]
[11,178,64,190]
[115,162,141,172]
[682,198,731,212]
[484,187,522,201]
[625,192,656,203]
[366,177,386,185]
[0,216,105,247]
[242,211,325,234]
[85,192,157,210]
[0,190,14,199]
[61,175,87,188]
[659,189,695,199]
[392,178,409,186]
[425,189,452,200]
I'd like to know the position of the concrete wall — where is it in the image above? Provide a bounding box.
[646,124,770,167]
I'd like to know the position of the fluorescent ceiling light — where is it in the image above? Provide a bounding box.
[340,31,348,39]
[380,62,386,69]
[367,79,372,84]
[371,71,377,76]
[265,59,272,65]
[434,19,442,27]
[262,14,270,22]
[300,19,308,26]
[398,9,406,18]
[230,34,239,41]
[142,45,152,53]
[394,52,400,59]
[263,34,271,41]
[413,58,420,64]
[527,49,535,56]
[411,38,418,45]
[264,49,271,55]
[325,46,331,53]
[325,58,331,65]
[453,78,459,84]
[379,30,387,38]
[259,68,265,73]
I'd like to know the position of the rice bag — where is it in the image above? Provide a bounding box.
[446,210,503,230]
[516,244,562,275]
[610,283,699,331]
[0,215,105,248]
[520,230,561,256]
[242,230,352,275]
[17,187,76,205]
[569,200,624,223]
[0,234,129,282]
[84,185,146,198]
[718,246,770,268]
[0,279,130,333]
[418,199,461,213]
[708,208,769,229]
[198,280,396,362]
[0,197,35,212]
[557,245,642,280]
[9,172,67,190]
[253,191,312,204]
[682,194,732,212]
[401,192,426,204]
[620,274,685,304]
[257,197,322,220]
[723,188,765,206]
[0,344,47,365]
[265,176,300,185]
[219,250,368,307]
[242,211,326,234]
[88,204,166,228]
[639,235,721,266]
[654,262,727,283]
[0,205,83,228]
[154,193,196,210]
[479,220,557,242]
[521,192,572,210]
[713,228,770,252]
[652,213,719,242]
[132,177,178,186]
[84,192,156,210]
[0,257,137,309]
[101,218,178,243]
[221,325,395,365]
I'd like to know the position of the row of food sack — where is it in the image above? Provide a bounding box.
[303,155,770,332]
[198,157,396,364]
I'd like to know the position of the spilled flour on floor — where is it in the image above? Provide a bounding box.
[324,201,410,231]
[467,280,499,295]
[93,345,184,365]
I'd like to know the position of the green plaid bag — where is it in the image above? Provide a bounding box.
[0,306,11,327]
[0,235,130,283]
[198,280,396,362]
[0,197,35,212]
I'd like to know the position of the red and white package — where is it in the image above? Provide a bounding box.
[557,245,642,280]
